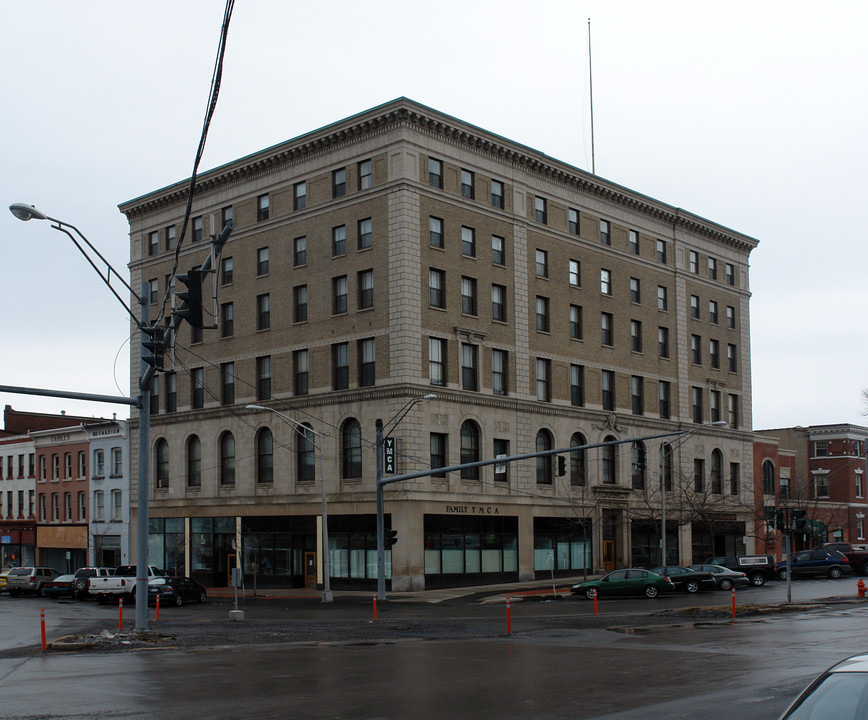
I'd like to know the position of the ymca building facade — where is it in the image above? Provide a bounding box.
[121,98,758,591]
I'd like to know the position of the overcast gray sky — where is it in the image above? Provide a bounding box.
[1,0,865,430]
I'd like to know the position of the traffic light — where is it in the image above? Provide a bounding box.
[557,455,567,477]
[175,267,207,328]
[386,529,398,546]
[141,325,166,371]
[791,509,807,532]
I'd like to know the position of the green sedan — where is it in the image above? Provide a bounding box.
[572,568,676,599]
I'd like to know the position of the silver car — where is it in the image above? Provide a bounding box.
[689,563,751,590]
[779,653,868,718]
[6,566,59,596]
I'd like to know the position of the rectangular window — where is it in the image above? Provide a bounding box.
[428,158,443,188]
[221,256,233,285]
[491,235,505,264]
[692,387,703,423]
[358,269,374,310]
[628,230,639,255]
[257,194,269,222]
[708,257,718,280]
[461,277,478,316]
[535,249,548,278]
[569,208,580,235]
[570,304,583,340]
[656,239,667,264]
[333,275,348,314]
[461,226,476,257]
[727,394,739,429]
[602,370,615,411]
[358,218,372,249]
[570,364,585,406]
[430,433,447,478]
[332,225,346,256]
[257,293,270,330]
[257,356,271,401]
[165,372,176,413]
[726,262,735,286]
[536,358,551,402]
[689,250,699,274]
[192,367,205,409]
[221,362,235,405]
[332,168,346,198]
[293,236,307,266]
[630,320,642,352]
[659,381,671,419]
[599,219,611,245]
[429,216,444,248]
[294,285,308,322]
[222,205,234,228]
[726,305,736,329]
[658,326,670,358]
[257,246,269,275]
[359,339,375,387]
[691,335,702,364]
[429,337,446,386]
[727,344,737,372]
[709,339,720,369]
[93,492,102,522]
[294,350,309,395]
[569,259,581,287]
[629,277,641,303]
[148,279,158,304]
[78,491,85,521]
[333,343,349,390]
[429,268,445,308]
[221,302,234,337]
[815,441,828,457]
[192,216,203,242]
[601,269,612,295]
[710,390,722,422]
[110,448,121,477]
[111,489,122,522]
[148,231,159,256]
[492,349,508,396]
[294,181,306,210]
[491,179,504,208]
[358,159,372,189]
[461,343,478,391]
[730,463,740,495]
[534,197,547,224]
[165,225,176,252]
[601,312,614,346]
[657,286,668,311]
[690,294,700,319]
[492,284,507,322]
[631,376,644,415]
[709,300,719,324]
[461,169,474,199]
[536,296,550,332]
[815,474,829,498]
[694,459,705,492]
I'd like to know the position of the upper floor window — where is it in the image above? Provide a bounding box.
[293,236,306,266]
[94,449,105,478]
[569,259,581,287]
[461,169,474,199]
[535,249,548,278]
[165,225,176,252]
[599,219,611,245]
[429,217,444,248]
[359,338,376,387]
[491,179,504,208]
[333,276,348,315]
[358,218,372,249]
[708,257,718,280]
[257,194,269,222]
[656,239,667,264]
[332,225,346,256]
[534,197,547,224]
[111,448,122,477]
[358,269,374,310]
[428,158,443,188]
[689,250,699,274]
[148,231,159,256]
[657,286,668,311]
[341,419,363,479]
[358,159,372,190]
[192,216,203,242]
[461,226,476,257]
[569,208,580,235]
[629,277,641,303]
[726,262,735,286]
[492,235,505,265]
[601,269,612,295]
[726,305,736,329]
[294,181,307,210]
[333,343,349,390]
[221,256,233,285]
[332,168,346,198]
[628,230,639,255]
[257,247,269,275]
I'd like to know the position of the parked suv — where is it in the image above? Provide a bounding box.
[706,555,777,587]
[6,566,60,597]
[72,567,114,600]
[776,549,853,580]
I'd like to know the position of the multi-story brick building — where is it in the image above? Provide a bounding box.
[121,98,758,590]
[755,424,868,555]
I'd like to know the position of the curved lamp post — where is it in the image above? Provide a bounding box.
[8,202,153,633]
[246,404,332,602]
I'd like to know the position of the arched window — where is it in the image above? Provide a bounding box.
[632,441,646,490]
[602,435,617,485]
[660,443,673,492]
[762,460,775,495]
[220,432,235,486]
[187,435,201,487]
[711,449,723,494]
[297,424,315,483]
[536,429,553,484]
[155,439,169,489]
[460,421,480,479]
[570,433,586,487]
[341,418,362,478]
[256,427,273,484]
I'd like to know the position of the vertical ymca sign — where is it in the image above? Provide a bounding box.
[383,437,396,475]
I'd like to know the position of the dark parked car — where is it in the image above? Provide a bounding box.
[778,652,868,719]
[572,569,676,599]
[650,566,715,593]
[148,576,207,606]
[42,574,77,599]
[689,564,750,590]
[776,549,854,580]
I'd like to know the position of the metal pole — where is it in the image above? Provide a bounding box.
[375,418,386,601]
[135,282,151,632]
[318,432,332,603]
[661,448,667,566]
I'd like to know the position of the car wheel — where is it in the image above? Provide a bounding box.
[643,585,659,599]
[750,572,766,587]
[174,593,183,607]
[685,580,700,593]
[719,578,733,591]
[778,569,788,581]
[198,590,206,603]
[584,588,597,600]
[829,567,843,579]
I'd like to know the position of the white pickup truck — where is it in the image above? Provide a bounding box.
[89,565,164,604]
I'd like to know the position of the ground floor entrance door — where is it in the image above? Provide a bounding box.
[304,551,317,589]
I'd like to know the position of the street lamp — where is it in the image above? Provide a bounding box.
[375,393,435,601]
[246,404,332,602]
[8,202,154,632]
[660,420,727,566]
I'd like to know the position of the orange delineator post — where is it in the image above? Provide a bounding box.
[40,608,46,651]
[593,592,598,616]
[119,597,124,632]
[506,597,511,635]
[372,593,377,621]
[156,594,160,622]
[731,587,736,619]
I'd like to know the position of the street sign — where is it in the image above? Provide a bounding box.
[384,437,396,475]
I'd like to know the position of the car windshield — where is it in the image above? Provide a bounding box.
[784,672,868,719]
